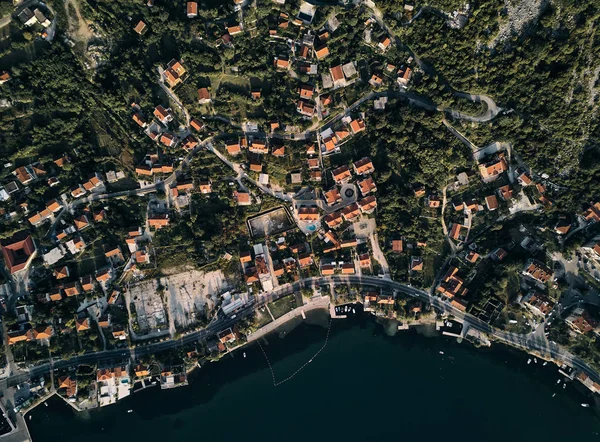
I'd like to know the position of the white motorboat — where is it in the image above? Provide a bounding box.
[527,359,532,364]
[581,403,590,408]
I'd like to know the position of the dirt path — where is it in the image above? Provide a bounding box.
[64,0,93,43]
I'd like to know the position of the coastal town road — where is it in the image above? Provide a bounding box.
[3,276,599,392]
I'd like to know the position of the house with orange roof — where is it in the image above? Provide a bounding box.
[341,263,355,274]
[70,184,86,198]
[485,195,499,211]
[465,251,480,263]
[181,135,198,152]
[358,196,377,214]
[134,20,147,34]
[359,253,371,268]
[132,113,147,127]
[245,267,259,284]
[148,214,170,229]
[315,45,329,59]
[234,191,251,206]
[226,24,243,35]
[350,119,366,135]
[352,157,374,175]
[523,260,553,284]
[307,158,320,170]
[329,130,345,144]
[342,203,360,222]
[163,59,187,88]
[369,74,383,87]
[64,281,81,297]
[297,207,320,222]
[410,256,423,272]
[105,246,124,264]
[74,214,90,230]
[32,325,54,341]
[324,211,343,229]
[478,154,508,181]
[46,199,62,213]
[199,180,212,194]
[7,329,33,345]
[249,159,262,172]
[323,188,342,206]
[322,136,337,154]
[517,172,533,186]
[225,141,241,155]
[297,100,315,117]
[76,317,91,332]
[378,35,391,51]
[321,263,335,275]
[492,247,508,261]
[269,144,284,157]
[397,67,412,87]
[331,165,351,184]
[583,202,600,223]
[275,57,289,69]
[330,65,345,85]
[0,71,10,84]
[428,196,441,208]
[108,291,120,305]
[58,376,77,398]
[298,253,314,268]
[96,268,113,285]
[54,266,69,280]
[160,133,177,148]
[1,231,36,275]
[198,87,211,104]
[154,105,173,125]
[66,236,86,255]
[298,84,314,99]
[310,170,322,181]
[392,239,403,253]
[49,287,63,301]
[190,118,203,131]
[112,329,127,340]
[436,267,468,299]
[449,223,466,241]
[249,139,268,154]
[187,1,197,17]
[94,209,107,222]
[496,185,512,201]
[135,365,151,377]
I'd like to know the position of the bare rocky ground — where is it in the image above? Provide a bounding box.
[490,0,548,48]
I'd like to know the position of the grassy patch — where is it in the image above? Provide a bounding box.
[268,295,297,320]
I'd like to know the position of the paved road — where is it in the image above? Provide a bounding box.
[3,275,600,391]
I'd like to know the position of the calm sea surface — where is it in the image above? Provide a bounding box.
[28,311,600,442]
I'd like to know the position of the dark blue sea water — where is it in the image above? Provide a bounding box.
[28,312,600,441]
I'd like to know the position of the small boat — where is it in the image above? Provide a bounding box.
[581,403,590,408]
[563,384,566,389]
[28,415,31,421]
[552,393,556,398]
[439,351,444,355]
[127,410,133,413]
[557,379,562,384]
[243,352,246,358]
[543,362,548,366]
[534,358,538,363]
[527,359,532,364]
[44,402,48,407]
[352,309,355,314]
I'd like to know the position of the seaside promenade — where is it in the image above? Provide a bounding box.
[248,296,330,343]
